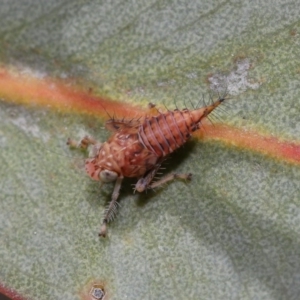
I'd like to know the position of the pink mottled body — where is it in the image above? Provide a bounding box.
[68,96,225,237]
[85,129,157,180]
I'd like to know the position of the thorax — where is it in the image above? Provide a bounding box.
[88,130,159,179]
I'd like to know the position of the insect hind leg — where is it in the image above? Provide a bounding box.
[149,172,192,190]
[135,164,162,193]
[135,163,192,193]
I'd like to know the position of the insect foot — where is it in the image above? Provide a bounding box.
[99,221,108,238]
[67,135,97,149]
[67,94,226,237]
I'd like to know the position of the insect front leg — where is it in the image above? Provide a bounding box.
[67,136,102,157]
[99,177,123,237]
[135,164,192,193]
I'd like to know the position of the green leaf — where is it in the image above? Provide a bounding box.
[1,1,300,299]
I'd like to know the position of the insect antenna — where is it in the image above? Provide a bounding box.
[96,99,113,120]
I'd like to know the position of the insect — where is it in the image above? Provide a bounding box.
[67,95,226,237]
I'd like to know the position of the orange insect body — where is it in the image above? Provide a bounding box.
[69,96,225,237]
[85,99,224,181]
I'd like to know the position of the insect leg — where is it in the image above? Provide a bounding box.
[149,172,192,189]
[67,136,102,157]
[99,177,123,237]
[135,164,192,192]
[135,163,162,193]
[67,135,97,148]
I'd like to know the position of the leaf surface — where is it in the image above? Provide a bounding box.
[0,1,300,299]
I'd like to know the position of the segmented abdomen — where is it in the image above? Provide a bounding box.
[138,110,194,157]
[138,98,224,158]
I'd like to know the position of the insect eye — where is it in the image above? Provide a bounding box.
[99,170,118,182]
